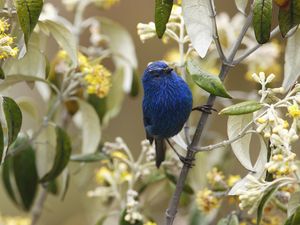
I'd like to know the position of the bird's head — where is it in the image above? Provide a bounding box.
[142,61,175,84]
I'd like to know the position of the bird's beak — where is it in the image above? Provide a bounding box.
[164,67,173,73]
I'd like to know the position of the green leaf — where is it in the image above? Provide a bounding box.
[166,172,194,194]
[0,123,4,163]
[282,28,300,90]
[2,96,22,146]
[77,100,101,155]
[189,208,209,225]
[217,214,239,225]
[130,70,140,97]
[257,188,277,225]
[227,114,254,171]
[38,20,77,67]
[12,136,38,211]
[285,207,300,225]
[155,0,173,38]
[70,153,107,162]
[279,0,300,37]
[0,67,5,79]
[2,157,17,205]
[2,136,38,211]
[219,101,262,115]
[15,0,43,44]
[253,0,272,44]
[40,126,72,183]
[187,59,232,98]
[119,209,143,225]
[288,192,300,217]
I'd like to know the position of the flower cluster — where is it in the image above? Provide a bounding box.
[253,72,299,177]
[0,214,31,225]
[54,50,111,98]
[124,189,143,224]
[62,0,119,11]
[196,167,240,213]
[0,18,18,60]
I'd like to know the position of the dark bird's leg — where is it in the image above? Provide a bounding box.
[154,138,166,168]
[192,104,217,114]
[166,139,195,168]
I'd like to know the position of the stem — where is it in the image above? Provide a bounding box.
[208,0,226,61]
[165,6,254,225]
[73,0,91,44]
[31,188,48,225]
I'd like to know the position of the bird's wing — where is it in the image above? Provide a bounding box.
[143,116,154,144]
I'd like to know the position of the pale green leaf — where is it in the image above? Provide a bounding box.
[70,153,107,163]
[253,0,272,44]
[235,0,248,15]
[288,192,300,217]
[282,28,300,90]
[77,100,101,154]
[38,20,77,67]
[285,207,300,225]
[97,17,137,92]
[217,214,239,225]
[3,33,47,77]
[227,114,253,171]
[16,97,39,119]
[40,126,72,183]
[182,0,212,58]
[257,188,277,225]
[187,59,232,98]
[15,0,43,44]
[220,101,262,115]
[155,0,173,38]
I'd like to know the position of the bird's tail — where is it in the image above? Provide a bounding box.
[154,138,166,168]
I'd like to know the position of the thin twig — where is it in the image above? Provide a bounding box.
[31,188,48,225]
[208,0,226,61]
[233,26,280,65]
[165,6,255,225]
[196,130,256,152]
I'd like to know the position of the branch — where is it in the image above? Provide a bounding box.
[165,6,255,225]
[208,0,226,61]
[196,130,256,152]
[232,26,280,65]
[31,188,48,225]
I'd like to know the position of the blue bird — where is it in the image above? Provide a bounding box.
[142,61,193,168]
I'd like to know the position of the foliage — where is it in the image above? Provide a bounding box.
[1,0,300,225]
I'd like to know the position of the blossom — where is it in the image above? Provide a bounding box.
[227,175,241,187]
[0,18,18,60]
[288,104,300,118]
[0,215,31,225]
[196,188,220,213]
[93,0,120,9]
[206,167,227,190]
[144,222,157,225]
[124,190,143,224]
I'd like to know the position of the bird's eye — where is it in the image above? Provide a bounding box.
[153,73,160,78]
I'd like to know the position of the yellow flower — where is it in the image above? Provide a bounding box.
[239,223,247,225]
[0,18,19,60]
[227,175,241,187]
[57,50,68,60]
[0,215,31,225]
[144,222,157,225]
[95,167,113,185]
[196,188,220,213]
[288,104,300,118]
[111,151,128,160]
[93,0,119,9]
[83,63,111,98]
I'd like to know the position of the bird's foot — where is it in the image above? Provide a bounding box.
[178,155,195,168]
[192,104,217,114]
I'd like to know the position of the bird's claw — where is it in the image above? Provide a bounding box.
[178,155,195,168]
[192,104,217,114]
